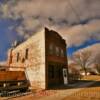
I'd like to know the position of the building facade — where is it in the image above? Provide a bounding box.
[7,27,68,89]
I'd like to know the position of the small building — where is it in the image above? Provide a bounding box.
[7,27,68,89]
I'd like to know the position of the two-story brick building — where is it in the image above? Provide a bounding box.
[7,27,68,89]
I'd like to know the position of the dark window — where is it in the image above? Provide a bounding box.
[25,48,29,59]
[49,44,53,55]
[22,58,25,63]
[55,47,59,56]
[61,49,64,57]
[48,65,54,79]
[58,67,61,78]
[17,53,19,62]
[56,66,62,79]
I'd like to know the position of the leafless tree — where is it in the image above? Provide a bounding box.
[93,53,100,74]
[73,50,92,75]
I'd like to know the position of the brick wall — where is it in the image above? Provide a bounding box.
[8,29,46,89]
[7,27,68,89]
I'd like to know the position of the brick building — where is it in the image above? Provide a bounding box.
[7,27,68,89]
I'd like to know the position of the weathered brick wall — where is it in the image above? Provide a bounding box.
[45,28,68,87]
[45,28,67,64]
[8,29,46,89]
[7,27,68,89]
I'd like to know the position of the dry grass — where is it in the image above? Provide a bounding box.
[63,86,100,100]
[82,75,100,81]
[64,75,100,100]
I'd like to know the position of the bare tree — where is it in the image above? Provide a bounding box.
[94,53,100,74]
[73,50,92,75]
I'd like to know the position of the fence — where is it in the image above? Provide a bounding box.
[68,73,82,83]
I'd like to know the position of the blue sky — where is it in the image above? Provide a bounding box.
[67,39,100,57]
[0,18,21,61]
[0,0,100,61]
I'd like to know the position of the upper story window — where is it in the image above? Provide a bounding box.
[55,46,59,56]
[48,43,66,57]
[16,52,19,62]
[25,48,29,59]
[61,49,64,57]
[49,44,53,55]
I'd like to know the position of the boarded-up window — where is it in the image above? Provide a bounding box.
[25,48,29,59]
[55,46,59,56]
[17,53,19,62]
[49,44,53,55]
[61,49,64,57]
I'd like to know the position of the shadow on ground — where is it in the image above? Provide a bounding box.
[48,80,100,90]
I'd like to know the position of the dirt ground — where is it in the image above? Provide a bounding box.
[63,81,100,100]
[1,75,100,100]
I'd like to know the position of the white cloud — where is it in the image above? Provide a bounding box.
[60,19,100,47]
[0,0,100,46]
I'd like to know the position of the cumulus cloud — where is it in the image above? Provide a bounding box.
[61,19,100,47]
[59,25,91,47]
[0,0,100,46]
